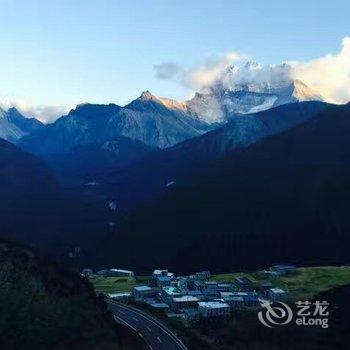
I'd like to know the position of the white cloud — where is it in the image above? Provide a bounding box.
[14,103,69,124]
[0,97,68,123]
[154,37,350,104]
[290,36,350,104]
[154,52,244,90]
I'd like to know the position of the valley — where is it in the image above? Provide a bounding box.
[88,266,350,350]
[1,3,349,349]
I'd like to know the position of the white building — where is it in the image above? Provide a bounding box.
[198,301,231,318]
[132,285,154,300]
[268,288,289,302]
[156,276,172,287]
[107,292,131,301]
[161,286,183,303]
[217,283,233,292]
[153,269,174,287]
[220,292,245,309]
[171,296,200,311]
[153,269,174,278]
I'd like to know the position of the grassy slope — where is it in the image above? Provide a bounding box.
[91,276,149,294]
[213,266,350,301]
[90,277,137,294]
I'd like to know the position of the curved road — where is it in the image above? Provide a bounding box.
[107,301,187,350]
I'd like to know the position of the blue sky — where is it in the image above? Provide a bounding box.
[0,0,349,120]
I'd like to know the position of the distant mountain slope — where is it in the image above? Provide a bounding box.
[94,101,331,211]
[19,91,212,154]
[44,135,155,184]
[0,107,44,142]
[0,137,62,244]
[0,137,120,253]
[93,103,350,273]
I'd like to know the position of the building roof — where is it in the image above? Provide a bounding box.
[149,302,169,309]
[107,292,131,298]
[270,288,287,294]
[220,292,244,302]
[157,276,171,282]
[202,289,219,295]
[110,269,134,274]
[187,290,203,296]
[134,285,152,292]
[198,301,230,309]
[235,276,253,285]
[272,265,296,270]
[153,269,174,277]
[173,296,199,302]
[218,283,232,287]
[162,286,182,296]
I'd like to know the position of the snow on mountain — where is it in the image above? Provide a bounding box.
[0,107,44,142]
[17,64,324,154]
[185,62,324,123]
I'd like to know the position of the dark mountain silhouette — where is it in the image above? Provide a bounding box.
[43,135,155,184]
[86,103,350,273]
[87,101,331,211]
[0,138,113,251]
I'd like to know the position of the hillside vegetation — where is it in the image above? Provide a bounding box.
[0,238,124,350]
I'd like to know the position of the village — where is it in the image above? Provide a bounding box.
[82,265,296,323]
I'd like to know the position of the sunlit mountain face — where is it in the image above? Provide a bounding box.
[0,107,44,142]
[185,62,324,123]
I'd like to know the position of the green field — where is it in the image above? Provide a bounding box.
[90,266,350,301]
[89,276,136,294]
[213,266,350,301]
[90,275,150,294]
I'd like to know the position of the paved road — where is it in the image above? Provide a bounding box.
[107,301,187,350]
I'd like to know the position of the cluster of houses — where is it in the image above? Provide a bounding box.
[87,265,296,323]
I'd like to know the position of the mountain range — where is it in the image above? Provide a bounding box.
[11,78,323,187]
[0,76,349,273]
[18,91,211,154]
[64,101,331,210]
[16,76,323,156]
[96,102,350,273]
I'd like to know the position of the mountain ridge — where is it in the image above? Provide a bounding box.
[19,92,212,153]
[91,102,350,273]
[0,106,44,142]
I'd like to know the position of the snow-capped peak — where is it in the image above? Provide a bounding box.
[289,79,323,101]
[139,90,159,101]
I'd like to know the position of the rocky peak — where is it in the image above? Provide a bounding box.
[139,90,159,101]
